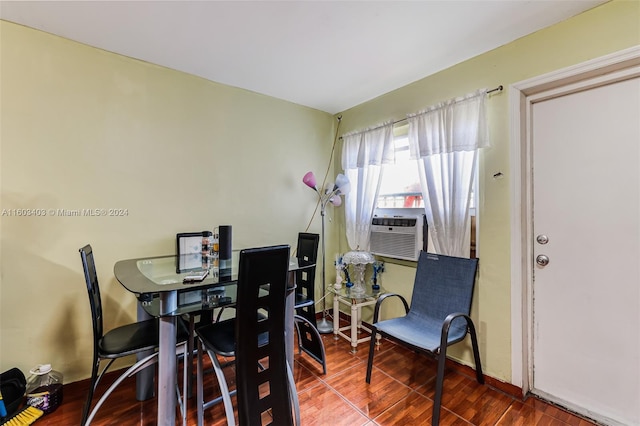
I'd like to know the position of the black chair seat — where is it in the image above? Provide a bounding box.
[196,319,235,356]
[98,319,158,357]
[99,317,190,358]
[294,293,314,309]
[197,317,269,358]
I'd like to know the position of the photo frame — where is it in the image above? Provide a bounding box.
[176,232,204,273]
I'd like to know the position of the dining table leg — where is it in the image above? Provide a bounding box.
[136,301,155,401]
[158,315,177,425]
[158,293,177,426]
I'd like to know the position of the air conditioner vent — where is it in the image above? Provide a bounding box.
[372,217,417,227]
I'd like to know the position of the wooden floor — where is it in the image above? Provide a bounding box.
[34,319,596,425]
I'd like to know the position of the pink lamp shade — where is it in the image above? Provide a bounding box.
[329,196,342,207]
[303,171,317,190]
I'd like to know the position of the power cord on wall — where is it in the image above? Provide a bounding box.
[302,115,342,234]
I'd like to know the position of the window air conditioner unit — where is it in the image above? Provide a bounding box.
[370,215,426,261]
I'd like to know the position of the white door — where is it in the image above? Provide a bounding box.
[531,75,640,425]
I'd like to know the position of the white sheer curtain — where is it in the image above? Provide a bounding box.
[341,122,395,251]
[407,89,488,257]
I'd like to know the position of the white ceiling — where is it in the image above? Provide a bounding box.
[0,1,607,114]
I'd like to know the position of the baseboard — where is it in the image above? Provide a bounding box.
[446,360,523,399]
[57,368,138,403]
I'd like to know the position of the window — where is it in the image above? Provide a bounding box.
[377,135,423,208]
[375,126,478,258]
[377,131,477,211]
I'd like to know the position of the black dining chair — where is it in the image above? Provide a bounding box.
[212,233,327,375]
[195,245,299,426]
[293,232,326,374]
[365,251,483,426]
[175,231,214,397]
[79,245,190,426]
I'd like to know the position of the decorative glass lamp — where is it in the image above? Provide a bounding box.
[342,250,375,295]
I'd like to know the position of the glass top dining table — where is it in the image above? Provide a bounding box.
[113,250,313,426]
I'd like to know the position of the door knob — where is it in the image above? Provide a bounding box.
[536,254,550,266]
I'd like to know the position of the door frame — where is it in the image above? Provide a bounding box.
[509,45,640,394]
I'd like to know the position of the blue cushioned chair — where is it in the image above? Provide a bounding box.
[365,251,483,426]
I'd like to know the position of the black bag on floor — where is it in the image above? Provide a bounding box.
[1,368,26,418]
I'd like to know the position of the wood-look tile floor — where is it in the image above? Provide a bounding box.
[35,319,597,425]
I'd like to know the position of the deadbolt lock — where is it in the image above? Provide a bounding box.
[536,234,549,245]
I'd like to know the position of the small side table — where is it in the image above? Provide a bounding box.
[329,285,384,353]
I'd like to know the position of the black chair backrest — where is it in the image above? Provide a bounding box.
[295,233,319,299]
[234,245,293,425]
[296,233,319,264]
[410,252,479,337]
[79,245,103,353]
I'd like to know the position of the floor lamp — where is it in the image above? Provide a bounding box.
[303,171,350,334]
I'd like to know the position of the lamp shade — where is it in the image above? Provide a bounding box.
[329,196,342,207]
[303,171,317,189]
[343,250,375,265]
[334,174,350,195]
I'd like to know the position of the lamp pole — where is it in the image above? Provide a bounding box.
[317,195,332,333]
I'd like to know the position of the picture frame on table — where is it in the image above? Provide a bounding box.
[176,232,204,273]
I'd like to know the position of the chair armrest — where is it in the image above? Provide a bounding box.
[372,293,409,324]
[439,312,474,352]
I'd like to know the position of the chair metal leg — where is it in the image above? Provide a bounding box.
[87,345,187,426]
[175,342,188,426]
[294,314,327,374]
[287,363,300,425]
[85,352,158,425]
[183,344,188,425]
[94,359,115,391]
[204,347,236,426]
[197,340,204,426]
[187,314,196,399]
[82,357,116,426]
[81,356,100,426]
[294,318,303,355]
[365,326,378,383]
[467,322,484,384]
[197,338,240,425]
[432,346,447,426]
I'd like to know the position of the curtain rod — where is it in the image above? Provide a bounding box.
[340,85,503,138]
[390,85,503,126]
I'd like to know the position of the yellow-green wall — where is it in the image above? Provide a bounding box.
[0,21,336,382]
[335,0,639,383]
[1,0,638,387]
